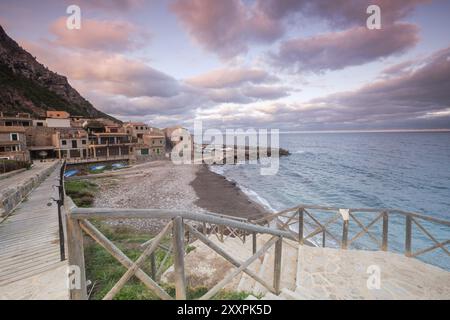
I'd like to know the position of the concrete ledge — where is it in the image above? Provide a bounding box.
[0,162,60,217]
[0,168,27,181]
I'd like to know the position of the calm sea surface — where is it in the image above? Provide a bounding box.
[209,132,450,269]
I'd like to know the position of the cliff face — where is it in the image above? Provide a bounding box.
[0,25,117,121]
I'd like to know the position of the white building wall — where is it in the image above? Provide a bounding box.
[46,118,71,128]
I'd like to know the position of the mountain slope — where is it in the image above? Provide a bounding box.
[0,25,117,121]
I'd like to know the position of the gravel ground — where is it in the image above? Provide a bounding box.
[93,160,208,233]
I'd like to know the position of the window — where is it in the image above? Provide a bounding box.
[141,148,149,155]
[62,140,67,145]
[37,122,44,127]
[82,140,86,145]
[11,133,18,141]
[5,121,12,126]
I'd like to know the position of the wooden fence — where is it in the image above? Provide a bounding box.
[252,205,450,260]
[63,199,294,300]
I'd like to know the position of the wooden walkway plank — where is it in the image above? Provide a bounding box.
[0,164,68,299]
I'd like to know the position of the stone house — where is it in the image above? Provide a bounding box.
[45,110,71,128]
[88,132,134,159]
[0,113,33,127]
[52,130,88,159]
[124,122,150,141]
[0,126,30,162]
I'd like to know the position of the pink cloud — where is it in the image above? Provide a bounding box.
[22,41,179,98]
[171,0,282,59]
[272,23,419,72]
[186,68,278,88]
[49,17,150,52]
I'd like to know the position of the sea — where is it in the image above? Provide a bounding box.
[208,132,450,270]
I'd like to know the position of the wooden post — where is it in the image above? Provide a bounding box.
[252,232,257,254]
[382,212,389,251]
[273,237,283,294]
[66,216,87,300]
[150,252,156,279]
[173,217,187,299]
[405,215,412,257]
[185,229,190,244]
[341,219,349,249]
[322,230,326,248]
[219,225,224,242]
[298,209,304,244]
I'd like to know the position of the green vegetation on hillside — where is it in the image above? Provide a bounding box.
[0,63,84,116]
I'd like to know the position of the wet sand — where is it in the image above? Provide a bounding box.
[191,165,267,220]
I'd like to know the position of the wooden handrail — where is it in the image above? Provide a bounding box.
[253,204,450,227]
[69,207,295,240]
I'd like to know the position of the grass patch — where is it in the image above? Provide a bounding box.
[64,180,98,207]
[84,222,250,300]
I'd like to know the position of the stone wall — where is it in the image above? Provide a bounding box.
[0,161,59,217]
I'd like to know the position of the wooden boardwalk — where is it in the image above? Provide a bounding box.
[0,165,68,299]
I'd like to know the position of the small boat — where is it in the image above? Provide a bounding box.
[112,163,127,170]
[90,165,106,171]
[64,169,79,178]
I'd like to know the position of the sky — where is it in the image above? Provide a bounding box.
[0,0,449,131]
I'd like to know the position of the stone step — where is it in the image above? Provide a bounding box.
[261,292,283,300]
[280,288,308,300]
[236,257,262,292]
[214,237,254,291]
[252,250,274,295]
[251,235,298,295]
[278,288,297,300]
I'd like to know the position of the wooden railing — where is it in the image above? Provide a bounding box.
[63,199,294,300]
[252,205,450,262]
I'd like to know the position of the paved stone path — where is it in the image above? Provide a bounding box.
[170,234,450,299]
[295,245,450,299]
[0,164,68,300]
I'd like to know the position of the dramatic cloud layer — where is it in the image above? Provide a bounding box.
[171,0,428,60]
[2,0,447,130]
[197,46,450,130]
